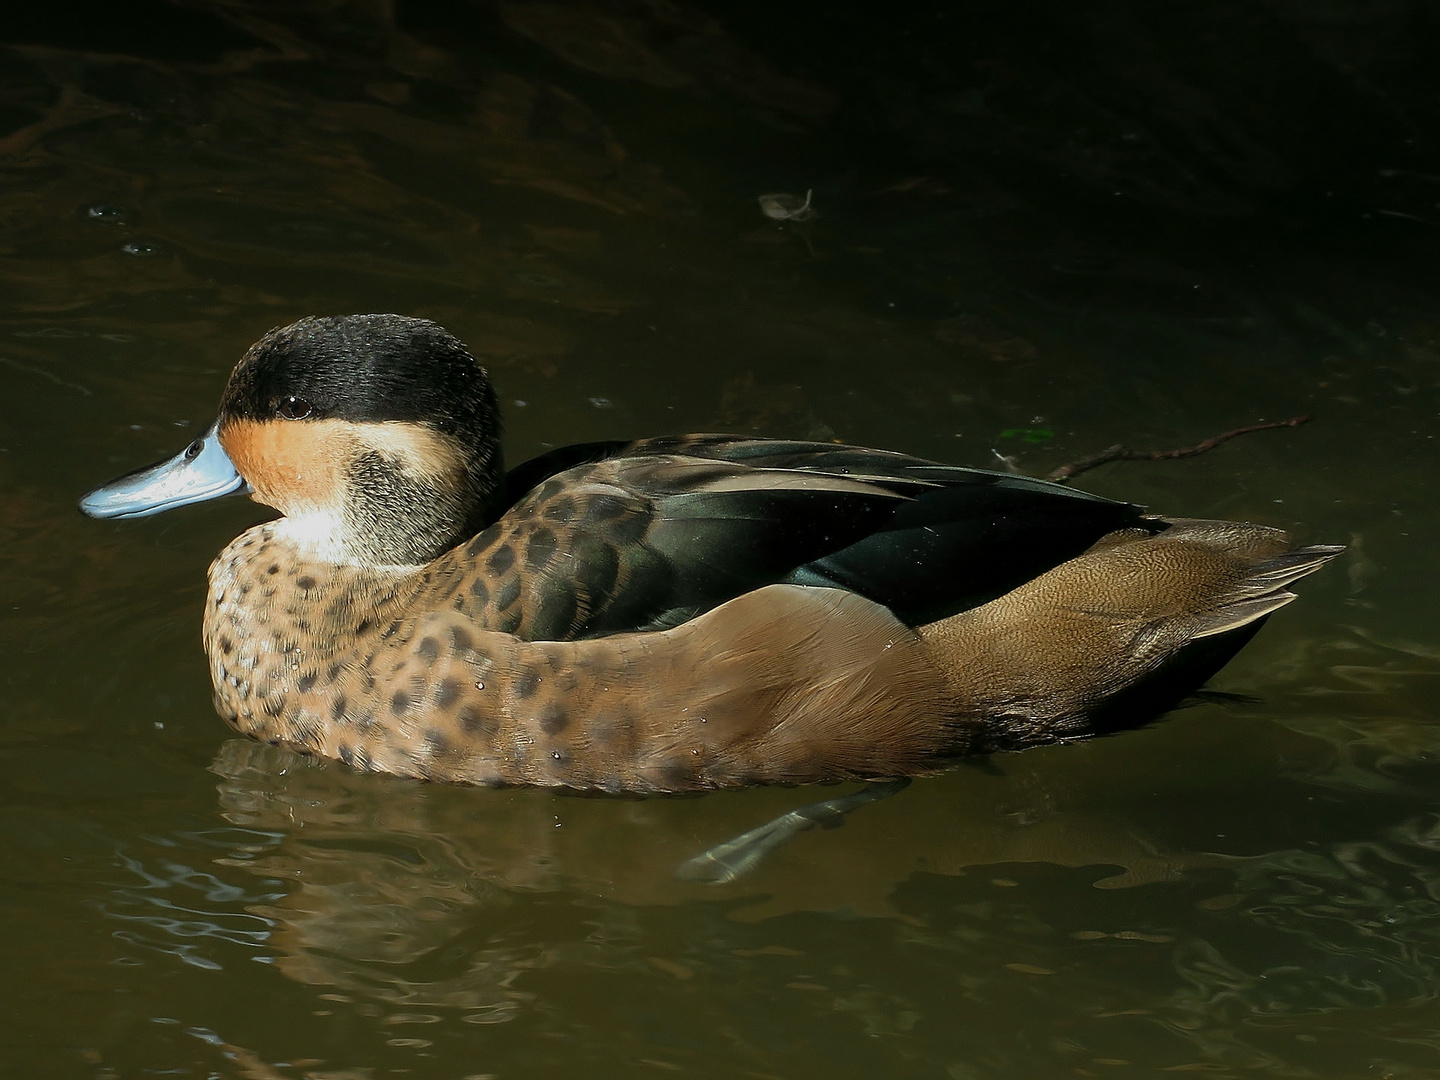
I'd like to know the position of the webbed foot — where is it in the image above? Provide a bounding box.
[676,778,911,884]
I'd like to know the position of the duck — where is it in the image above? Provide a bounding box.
[81,313,1342,795]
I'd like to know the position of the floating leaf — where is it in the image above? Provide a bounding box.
[758,189,816,221]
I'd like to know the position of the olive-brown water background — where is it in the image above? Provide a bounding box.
[2,1,1439,1076]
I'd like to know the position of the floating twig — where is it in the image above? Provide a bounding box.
[1045,415,1312,483]
[0,354,92,395]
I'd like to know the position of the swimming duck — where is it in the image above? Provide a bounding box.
[81,314,1341,794]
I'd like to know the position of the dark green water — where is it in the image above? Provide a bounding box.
[2,2,1438,1076]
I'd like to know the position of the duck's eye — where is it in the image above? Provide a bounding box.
[277,396,312,420]
[183,438,204,462]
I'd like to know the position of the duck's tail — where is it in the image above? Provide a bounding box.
[916,520,1344,752]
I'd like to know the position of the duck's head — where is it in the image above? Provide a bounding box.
[81,314,505,566]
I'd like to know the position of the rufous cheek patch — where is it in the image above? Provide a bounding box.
[218,419,463,516]
[219,419,347,513]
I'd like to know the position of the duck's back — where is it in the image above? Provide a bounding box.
[443,434,1151,642]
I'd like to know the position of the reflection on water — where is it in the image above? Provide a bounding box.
[0,0,1437,1077]
[106,841,279,971]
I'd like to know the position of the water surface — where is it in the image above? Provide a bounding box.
[1,2,1438,1077]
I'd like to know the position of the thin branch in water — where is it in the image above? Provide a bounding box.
[0,354,92,396]
[1045,415,1312,484]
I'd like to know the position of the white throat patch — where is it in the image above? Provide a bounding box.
[272,508,350,562]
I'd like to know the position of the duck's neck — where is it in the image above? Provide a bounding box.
[335,447,495,565]
[268,490,483,570]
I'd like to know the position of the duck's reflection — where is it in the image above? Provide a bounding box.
[208,732,1244,1005]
